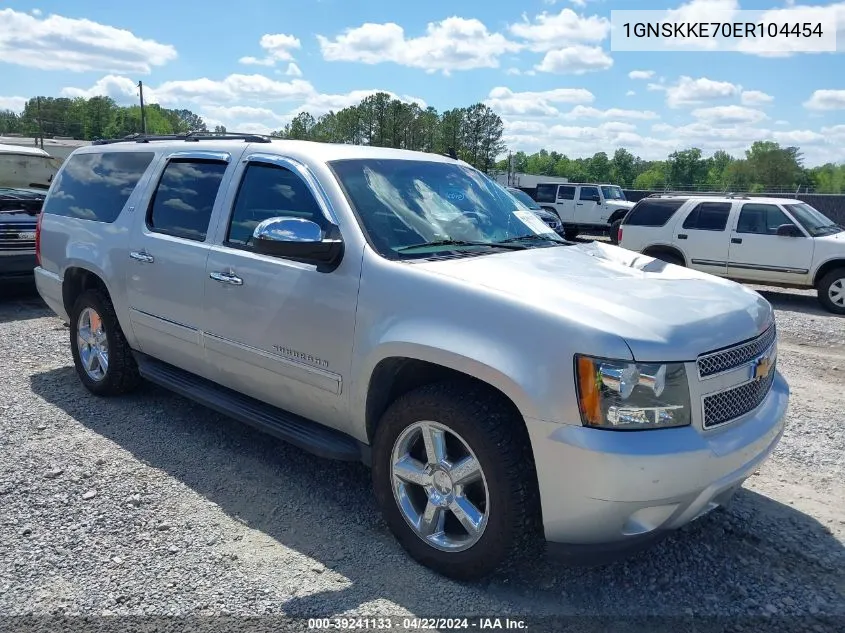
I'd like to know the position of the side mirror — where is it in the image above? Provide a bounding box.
[776,223,802,237]
[252,217,344,267]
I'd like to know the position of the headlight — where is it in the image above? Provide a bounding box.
[575,355,691,430]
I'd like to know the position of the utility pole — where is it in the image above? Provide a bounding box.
[137,81,147,135]
[36,96,44,149]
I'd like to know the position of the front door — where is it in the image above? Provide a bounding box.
[727,202,815,284]
[125,151,233,375]
[201,154,362,433]
[574,185,601,225]
[675,200,733,276]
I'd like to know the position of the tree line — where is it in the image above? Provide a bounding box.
[497,143,845,194]
[2,93,843,192]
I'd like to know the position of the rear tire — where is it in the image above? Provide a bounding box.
[371,382,542,581]
[563,227,579,241]
[648,251,684,267]
[610,219,622,245]
[70,289,141,396]
[817,268,845,314]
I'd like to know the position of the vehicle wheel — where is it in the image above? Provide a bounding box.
[817,268,845,314]
[649,251,684,267]
[610,219,622,245]
[563,227,579,241]
[371,382,541,581]
[70,288,141,396]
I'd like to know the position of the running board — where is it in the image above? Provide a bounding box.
[134,353,364,462]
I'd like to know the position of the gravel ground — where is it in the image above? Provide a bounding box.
[0,281,843,631]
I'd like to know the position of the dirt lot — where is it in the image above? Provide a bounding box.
[0,281,843,630]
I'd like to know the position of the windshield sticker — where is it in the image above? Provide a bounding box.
[513,209,556,235]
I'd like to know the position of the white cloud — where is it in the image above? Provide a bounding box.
[736,1,845,57]
[772,129,826,144]
[535,46,613,74]
[509,8,610,51]
[563,105,659,120]
[61,75,140,103]
[240,33,302,67]
[691,105,768,125]
[200,105,289,124]
[775,120,789,125]
[284,63,303,77]
[740,90,774,106]
[485,86,594,117]
[626,90,636,97]
[0,96,28,112]
[628,70,655,80]
[31,9,42,16]
[804,89,845,110]
[295,89,427,117]
[317,18,520,74]
[658,76,741,108]
[505,68,522,75]
[0,8,176,73]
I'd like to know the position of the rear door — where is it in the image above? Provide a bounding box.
[618,198,686,252]
[675,200,733,276]
[727,202,814,284]
[125,150,236,375]
[554,185,576,222]
[574,185,601,225]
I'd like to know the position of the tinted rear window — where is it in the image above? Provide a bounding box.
[622,199,685,227]
[43,151,154,223]
[557,186,575,200]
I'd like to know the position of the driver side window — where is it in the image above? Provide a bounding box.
[226,162,324,247]
[579,186,599,201]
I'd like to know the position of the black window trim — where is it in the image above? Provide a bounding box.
[621,198,686,227]
[222,158,332,254]
[535,183,558,204]
[681,201,733,232]
[145,156,229,243]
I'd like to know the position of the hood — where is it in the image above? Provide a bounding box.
[417,241,773,362]
[607,200,635,209]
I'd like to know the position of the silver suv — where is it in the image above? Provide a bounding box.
[34,134,789,580]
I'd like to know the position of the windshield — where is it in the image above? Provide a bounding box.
[330,159,563,259]
[783,203,842,237]
[507,188,541,210]
[601,186,626,201]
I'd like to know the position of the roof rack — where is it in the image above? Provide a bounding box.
[646,191,750,200]
[92,131,273,146]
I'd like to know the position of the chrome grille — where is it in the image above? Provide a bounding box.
[0,221,37,251]
[703,366,776,428]
[697,325,776,378]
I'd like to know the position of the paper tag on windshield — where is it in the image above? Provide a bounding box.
[513,210,556,235]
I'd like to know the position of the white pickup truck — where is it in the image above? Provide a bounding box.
[533,182,634,241]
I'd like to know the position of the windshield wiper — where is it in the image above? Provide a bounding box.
[396,239,526,252]
[496,234,569,245]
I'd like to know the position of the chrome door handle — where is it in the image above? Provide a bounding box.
[129,251,154,263]
[209,271,243,286]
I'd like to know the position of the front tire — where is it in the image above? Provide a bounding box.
[70,289,141,396]
[371,383,541,581]
[817,268,845,314]
[610,219,622,245]
[563,227,579,241]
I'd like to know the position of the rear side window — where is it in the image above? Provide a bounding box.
[622,199,685,227]
[147,159,228,242]
[557,186,575,200]
[43,151,154,223]
[535,184,557,203]
[682,201,731,231]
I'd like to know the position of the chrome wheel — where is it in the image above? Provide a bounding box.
[77,307,109,381]
[390,421,489,552]
[829,277,845,308]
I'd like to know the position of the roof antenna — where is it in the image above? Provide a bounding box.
[447,147,457,160]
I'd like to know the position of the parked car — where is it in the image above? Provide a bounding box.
[617,194,845,314]
[0,143,60,190]
[506,187,563,234]
[35,136,788,580]
[0,187,45,283]
[533,182,634,241]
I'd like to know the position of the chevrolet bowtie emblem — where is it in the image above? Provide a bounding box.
[754,354,773,380]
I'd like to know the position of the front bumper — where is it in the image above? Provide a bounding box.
[527,370,788,546]
[0,253,36,281]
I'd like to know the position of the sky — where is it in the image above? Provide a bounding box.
[0,0,844,166]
